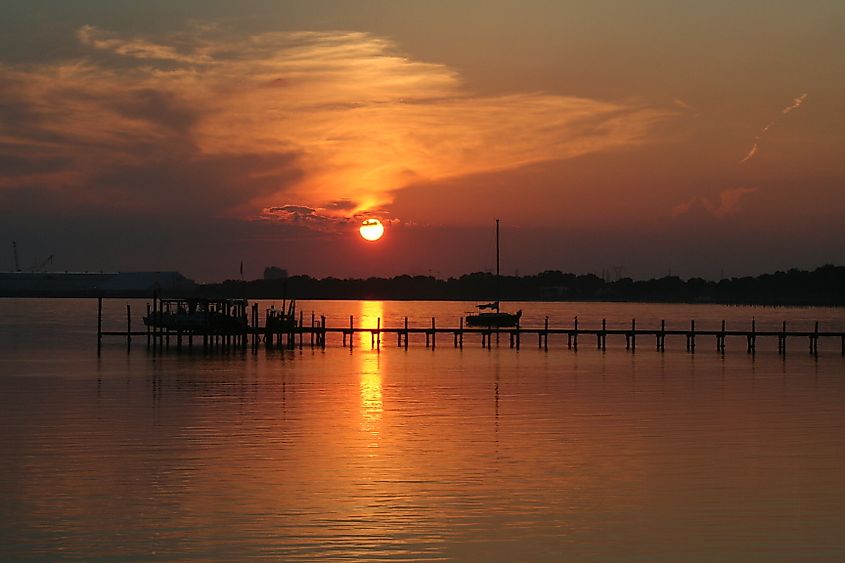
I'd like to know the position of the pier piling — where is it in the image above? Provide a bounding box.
[431,317,436,349]
[747,318,756,354]
[455,317,463,348]
[97,297,102,356]
[658,320,666,351]
[598,319,606,350]
[544,317,549,350]
[686,320,696,353]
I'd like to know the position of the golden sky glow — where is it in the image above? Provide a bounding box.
[0,26,676,220]
[1,1,843,279]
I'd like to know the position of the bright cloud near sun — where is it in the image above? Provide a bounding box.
[0,25,677,227]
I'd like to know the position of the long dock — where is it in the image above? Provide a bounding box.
[97,298,845,356]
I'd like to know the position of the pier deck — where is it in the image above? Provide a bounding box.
[96,298,845,356]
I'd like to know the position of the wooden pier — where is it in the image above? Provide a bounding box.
[97,298,845,356]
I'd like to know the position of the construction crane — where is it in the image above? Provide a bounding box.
[11,241,21,272]
[32,254,54,273]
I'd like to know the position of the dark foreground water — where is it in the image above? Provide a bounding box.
[1,299,844,561]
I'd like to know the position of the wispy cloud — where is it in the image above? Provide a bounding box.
[77,25,213,64]
[740,93,808,163]
[0,26,678,231]
[672,187,760,219]
[738,143,759,164]
[781,93,808,115]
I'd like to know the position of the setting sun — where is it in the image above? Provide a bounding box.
[359,218,385,241]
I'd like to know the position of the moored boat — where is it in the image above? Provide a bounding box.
[465,220,522,328]
[465,307,522,328]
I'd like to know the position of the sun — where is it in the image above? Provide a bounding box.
[359,218,385,241]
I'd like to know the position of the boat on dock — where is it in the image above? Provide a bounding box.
[465,219,522,328]
[143,298,248,333]
[265,299,297,332]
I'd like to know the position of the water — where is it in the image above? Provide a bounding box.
[1,299,844,561]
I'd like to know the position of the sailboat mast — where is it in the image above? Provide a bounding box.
[495,219,500,312]
[495,219,500,279]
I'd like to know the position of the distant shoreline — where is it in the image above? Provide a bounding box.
[0,295,840,309]
[1,265,842,307]
[191,265,845,307]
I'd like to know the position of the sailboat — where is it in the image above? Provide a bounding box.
[465,219,522,327]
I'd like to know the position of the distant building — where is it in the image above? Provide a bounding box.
[0,271,195,297]
[263,266,288,280]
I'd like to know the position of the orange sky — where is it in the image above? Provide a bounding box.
[1,1,843,279]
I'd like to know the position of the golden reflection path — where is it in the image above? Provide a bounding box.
[358,301,384,443]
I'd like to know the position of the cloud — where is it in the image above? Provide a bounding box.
[672,187,760,219]
[0,25,678,229]
[323,199,359,211]
[740,93,808,163]
[260,205,356,232]
[782,93,808,115]
[259,203,402,234]
[77,25,211,64]
[738,143,758,164]
[715,187,759,217]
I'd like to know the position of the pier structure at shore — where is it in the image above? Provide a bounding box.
[96,296,845,357]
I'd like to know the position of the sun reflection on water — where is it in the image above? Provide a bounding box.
[358,301,384,442]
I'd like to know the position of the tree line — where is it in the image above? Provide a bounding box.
[196,264,845,306]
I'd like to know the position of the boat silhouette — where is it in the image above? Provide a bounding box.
[465,220,522,328]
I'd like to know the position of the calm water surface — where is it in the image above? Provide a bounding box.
[1,299,844,561]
